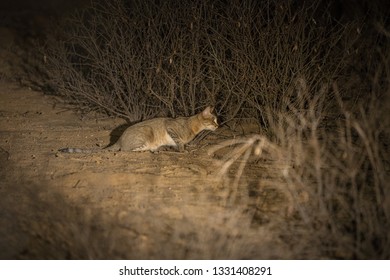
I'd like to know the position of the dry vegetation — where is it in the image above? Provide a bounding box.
[43,0,363,123]
[1,0,389,259]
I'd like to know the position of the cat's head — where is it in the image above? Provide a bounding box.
[200,106,218,131]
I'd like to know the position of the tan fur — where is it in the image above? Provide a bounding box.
[60,106,218,153]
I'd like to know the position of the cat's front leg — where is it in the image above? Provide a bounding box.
[167,128,187,153]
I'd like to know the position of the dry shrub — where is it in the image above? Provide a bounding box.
[43,0,359,124]
[44,0,221,121]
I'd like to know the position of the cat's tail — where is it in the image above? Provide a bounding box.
[58,147,98,153]
[59,142,121,153]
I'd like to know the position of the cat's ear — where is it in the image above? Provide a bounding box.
[202,106,213,117]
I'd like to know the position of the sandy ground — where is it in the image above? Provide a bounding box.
[0,81,288,259]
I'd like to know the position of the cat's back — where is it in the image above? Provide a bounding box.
[124,117,169,134]
[120,117,169,140]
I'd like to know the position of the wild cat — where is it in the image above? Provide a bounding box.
[59,106,218,153]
